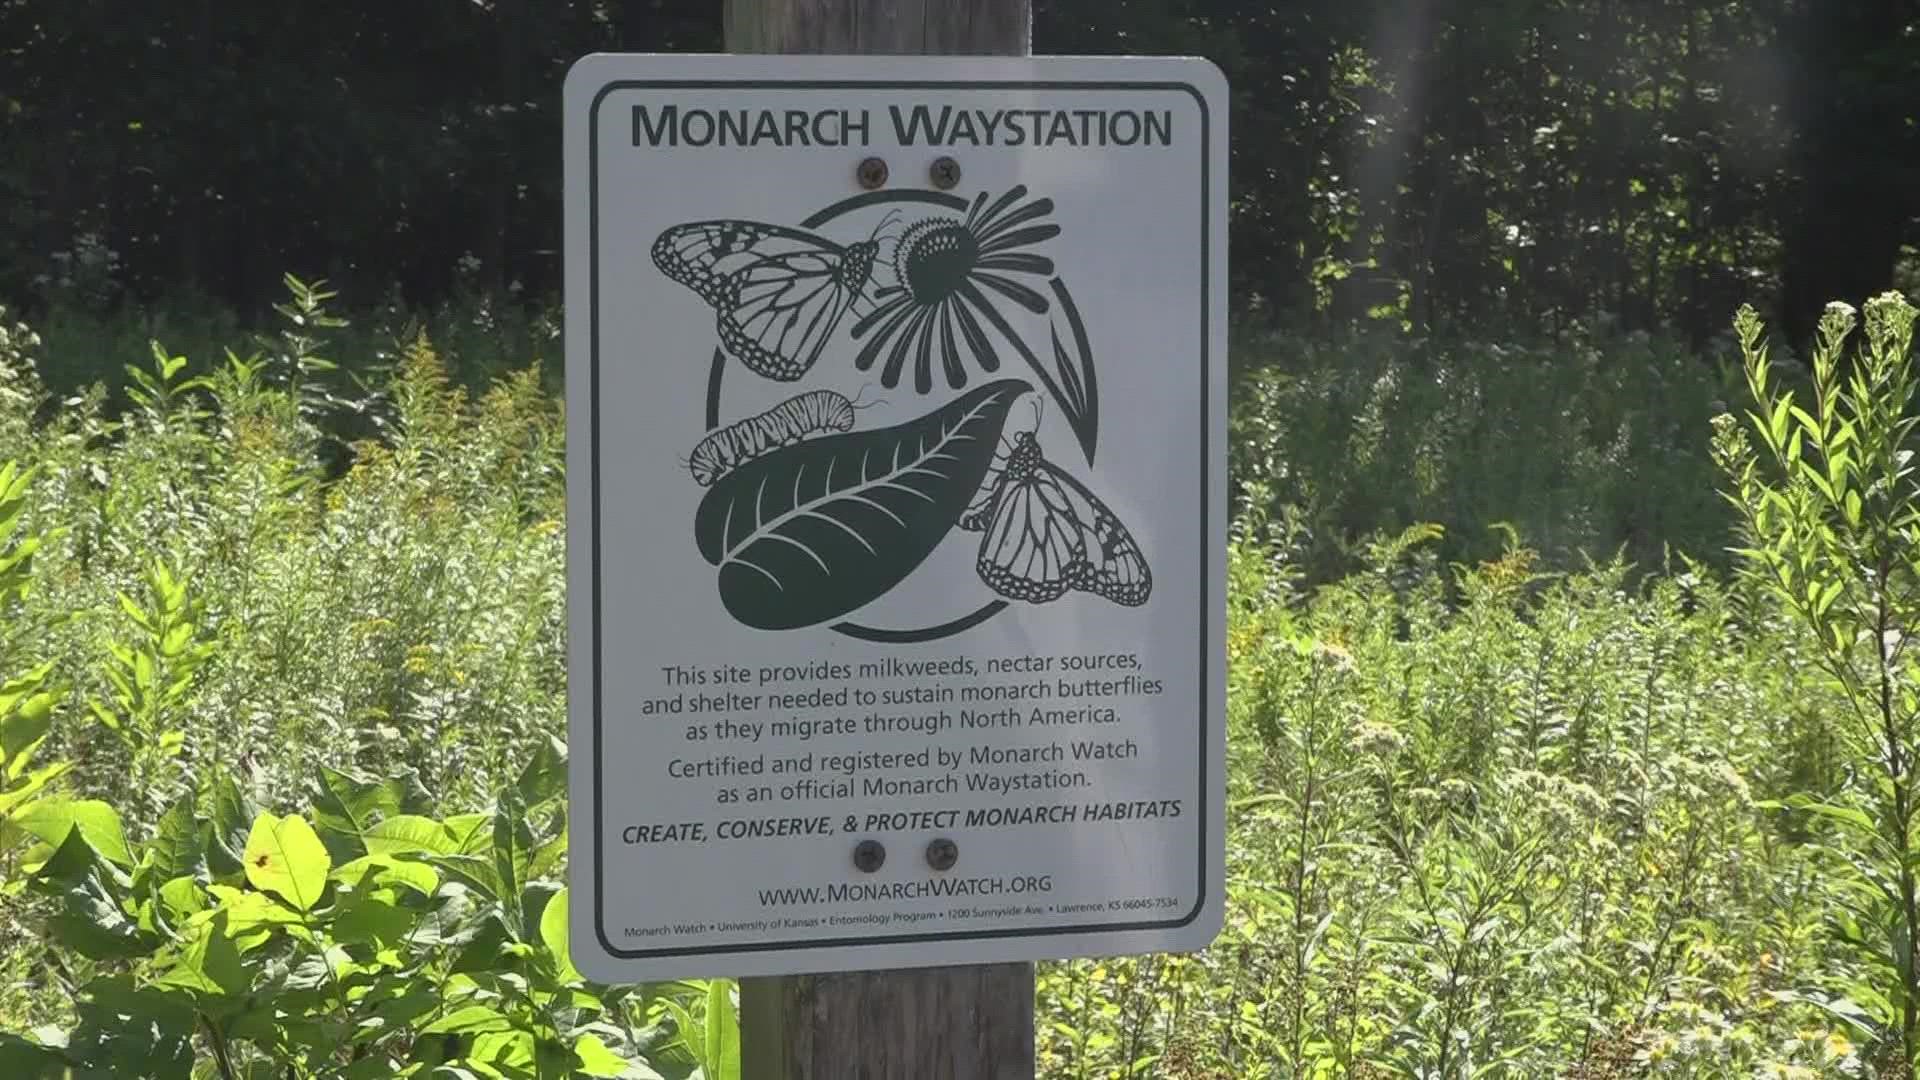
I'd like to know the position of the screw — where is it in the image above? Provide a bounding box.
[852,839,886,873]
[929,156,961,190]
[856,157,889,190]
[925,838,958,871]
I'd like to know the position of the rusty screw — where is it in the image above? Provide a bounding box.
[925,838,958,871]
[929,156,961,190]
[852,839,886,873]
[856,157,889,190]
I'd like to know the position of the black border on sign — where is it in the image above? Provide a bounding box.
[587,78,1212,960]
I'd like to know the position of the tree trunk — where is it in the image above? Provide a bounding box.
[740,963,1036,1080]
[724,0,1027,55]
[724,1,1036,1077]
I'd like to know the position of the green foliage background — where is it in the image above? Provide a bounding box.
[4,1,1918,1075]
[0,286,1916,1075]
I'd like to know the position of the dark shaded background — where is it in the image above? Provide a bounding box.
[2,0,1914,347]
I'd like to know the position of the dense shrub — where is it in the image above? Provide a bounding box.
[1229,327,1738,584]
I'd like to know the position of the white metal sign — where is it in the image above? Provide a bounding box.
[564,53,1227,980]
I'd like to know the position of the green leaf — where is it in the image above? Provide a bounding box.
[514,734,567,807]
[145,797,206,883]
[242,813,330,912]
[539,886,581,984]
[157,876,208,923]
[206,772,257,877]
[332,852,441,896]
[34,829,151,960]
[444,813,491,852]
[432,854,502,903]
[529,814,568,883]
[312,765,429,862]
[364,814,456,856]
[63,976,196,1079]
[17,798,134,867]
[0,761,70,820]
[0,662,59,776]
[693,379,1031,629]
[0,1030,69,1077]
[574,1033,660,1078]
[207,885,304,935]
[492,787,533,910]
[704,979,741,1080]
[451,911,517,974]
[422,1004,515,1036]
[332,886,417,947]
[1777,793,1878,835]
[153,910,250,998]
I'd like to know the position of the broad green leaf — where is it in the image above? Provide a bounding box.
[467,1030,535,1071]
[153,911,249,998]
[451,912,516,974]
[157,876,207,922]
[206,773,257,877]
[492,788,533,910]
[312,765,429,862]
[0,662,58,776]
[444,813,490,848]
[17,798,133,867]
[0,761,70,820]
[332,887,416,947]
[0,1030,67,1078]
[539,886,581,984]
[242,813,330,912]
[62,976,196,1079]
[574,1033,660,1078]
[364,815,455,856]
[34,829,150,960]
[521,880,562,946]
[333,852,441,896]
[432,853,503,902]
[206,884,303,933]
[529,814,568,883]
[514,734,567,807]
[145,797,206,883]
[422,1004,514,1036]
[704,979,740,1080]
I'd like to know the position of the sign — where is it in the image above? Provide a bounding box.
[563,53,1227,980]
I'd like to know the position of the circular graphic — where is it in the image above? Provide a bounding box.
[672,186,1135,643]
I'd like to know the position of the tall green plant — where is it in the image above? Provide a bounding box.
[1713,292,1920,1073]
[89,558,216,818]
[0,460,68,866]
[0,748,683,1079]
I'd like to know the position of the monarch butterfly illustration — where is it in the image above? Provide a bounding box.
[653,218,888,382]
[961,428,1151,607]
[686,388,860,486]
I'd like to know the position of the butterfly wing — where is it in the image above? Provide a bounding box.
[975,464,1082,604]
[1044,463,1153,606]
[975,432,1151,607]
[652,221,802,305]
[959,437,1017,533]
[652,221,872,381]
[716,249,862,381]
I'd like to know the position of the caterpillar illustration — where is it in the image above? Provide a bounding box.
[687,388,867,486]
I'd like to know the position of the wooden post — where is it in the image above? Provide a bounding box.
[725,3,1036,1077]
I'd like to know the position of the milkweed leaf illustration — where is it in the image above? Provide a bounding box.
[694,379,1033,630]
